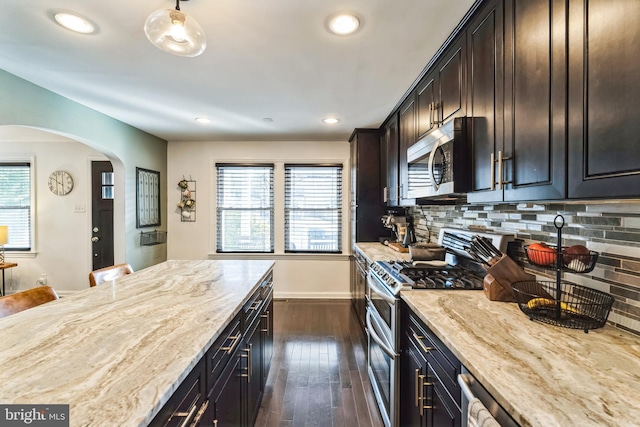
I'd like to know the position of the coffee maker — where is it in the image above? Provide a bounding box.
[381,209,416,248]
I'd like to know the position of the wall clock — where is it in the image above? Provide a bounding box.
[48,170,74,196]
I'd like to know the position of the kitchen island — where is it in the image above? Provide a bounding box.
[0,259,275,427]
[402,290,640,427]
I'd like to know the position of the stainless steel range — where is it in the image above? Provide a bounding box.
[365,228,514,427]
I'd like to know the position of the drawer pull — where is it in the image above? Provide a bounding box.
[173,401,198,427]
[191,401,209,426]
[250,300,262,311]
[412,332,434,354]
[261,311,270,333]
[220,333,241,354]
[241,345,253,382]
[418,374,434,416]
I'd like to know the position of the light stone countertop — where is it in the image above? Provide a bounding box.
[0,259,275,427]
[355,242,411,263]
[402,291,640,427]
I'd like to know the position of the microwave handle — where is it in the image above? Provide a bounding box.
[428,140,440,192]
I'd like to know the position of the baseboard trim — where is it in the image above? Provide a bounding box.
[274,291,351,300]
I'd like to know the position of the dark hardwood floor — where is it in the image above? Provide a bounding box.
[255,299,384,427]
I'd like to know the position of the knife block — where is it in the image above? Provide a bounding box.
[484,255,535,302]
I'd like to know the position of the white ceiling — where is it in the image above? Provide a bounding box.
[0,0,475,142]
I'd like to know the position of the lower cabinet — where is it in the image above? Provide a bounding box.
[150,270,274,427]
[149,358,207,427]
[400,301,462,427]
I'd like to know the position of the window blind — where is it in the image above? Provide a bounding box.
[284,164,342,253]
[0,163,31,250]
[216,164,274,253]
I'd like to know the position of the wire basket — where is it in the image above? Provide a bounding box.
[140,230,167,246]
[524,245,599,273]
[511,281,614,332]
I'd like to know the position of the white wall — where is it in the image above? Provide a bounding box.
[167,140,352,299]
[0,129,106,292]
[0,70,168,294]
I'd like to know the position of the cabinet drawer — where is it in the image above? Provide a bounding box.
[244,272,273,329]
[206,315,242,393]
[407,313,461,406]
[150,360,206,427]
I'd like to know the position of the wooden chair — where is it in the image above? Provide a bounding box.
[89,263,134,287]
[0,286,59,319]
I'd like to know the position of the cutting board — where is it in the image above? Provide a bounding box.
[387,242,409,253]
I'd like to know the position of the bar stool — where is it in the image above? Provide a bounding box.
[89,263,134,287]
[0,286,59,319]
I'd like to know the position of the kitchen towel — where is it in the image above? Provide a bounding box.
[468,397,500,427]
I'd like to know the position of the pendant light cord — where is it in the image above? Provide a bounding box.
[175,0,180,11]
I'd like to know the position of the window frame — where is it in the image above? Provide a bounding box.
[284,163,343,254]
[0,158,35,253]
[215,163,275,253]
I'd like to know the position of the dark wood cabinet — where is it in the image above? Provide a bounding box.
[567,0,640,198]
[468,0,567,203]
[261,291,273,389]
[350,128,386,241]
[244,313,263,426]
[205,344,244,426]
[400,302,462,427]
[416,35,466,141]
[400,328,428,427]
[466,0,504,199]
[150,360,207,426]
[382,113,400,206]
[399,96,417,205]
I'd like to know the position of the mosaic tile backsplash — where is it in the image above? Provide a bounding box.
[409,201,640,336]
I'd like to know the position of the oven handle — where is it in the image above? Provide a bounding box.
[367,271,397,305]
[366,308,396,358]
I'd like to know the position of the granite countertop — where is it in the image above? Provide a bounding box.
[402,291,640,427]
[0,259,275,427]
[355,242,411,263]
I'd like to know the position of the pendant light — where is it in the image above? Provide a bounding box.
[144,0,207,57]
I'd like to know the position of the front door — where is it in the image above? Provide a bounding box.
[91,161,114,270]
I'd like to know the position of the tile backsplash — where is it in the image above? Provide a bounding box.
[409,201,640,336]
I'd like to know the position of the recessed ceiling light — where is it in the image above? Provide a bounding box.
[327,14,360,35]
[322,117,340,124]
[195,117,211,124]
[54,12,95,34]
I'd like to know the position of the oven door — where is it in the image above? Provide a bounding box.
[366,270,397,342]
[366,306,397,427]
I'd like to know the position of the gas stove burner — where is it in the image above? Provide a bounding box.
[373,260,485,291]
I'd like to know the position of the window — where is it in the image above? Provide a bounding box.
[216,164,274,252]
[285,164,342,253]
[0,163,31,251]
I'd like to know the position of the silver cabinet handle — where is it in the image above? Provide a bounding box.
[261,311,270,333]
[497,150,512,190]
[412,332,434,354]
[241,345,253,382]
[220,333,241,354]
[490,152,496,191]
[174,401,198,427]
[191,401,209,426]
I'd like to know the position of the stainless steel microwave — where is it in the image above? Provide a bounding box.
[406,117,472,201]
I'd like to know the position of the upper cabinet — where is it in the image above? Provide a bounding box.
[350,129,386,242]
[567,0,640,198]
[382,114,400,206]
[468,0,567,203]
[379,0,640,204]
[399,96,417,205]
[417,35,467,140]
